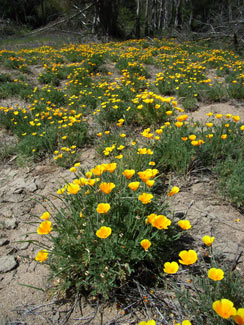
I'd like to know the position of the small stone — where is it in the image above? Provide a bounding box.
[0,205,13,218]
[16,234,30,250]
[0,238,9,246]
[26,180,38,193]
[174,211,185,218]
[201,212,208,217]
[0,256,18,273]
[4,218,18,230]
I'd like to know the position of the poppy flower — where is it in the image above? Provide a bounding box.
[96,226,112,239]
[213,299,236,319]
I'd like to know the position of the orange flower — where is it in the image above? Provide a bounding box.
[233,308,244,324]
[123,169,135,179]
[145,213,157,224]
[178,220,191,230]
[103,163,117,173]
[175,121,183,127]
[90,164,105,176]
[96,203,111,214]
[40,212,50,220]
[208,268,224,281]
[96,226,112,239]
[202,235,215,246]
[177,114,188,122]
[213,299,236,319]
[179,250,198,265]
[163,261,179,274]
[138,193,153,204]
[215,114,223,119]
[151,215,171,229]
[140,239,151,251]
[168,186,179,197]
[146,180,155,187]
[232,115,240,122]
[128,181,140,191]
[221,134,228,140]
[35,249,48,262]
[37,220,52,235]
[99,182,115,194]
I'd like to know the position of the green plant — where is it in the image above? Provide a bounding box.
[216,158,244,208]
[35,160,182,298]
[175,249,244,324]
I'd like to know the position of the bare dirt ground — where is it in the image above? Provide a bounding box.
[0,63,244,324]
[1,102,244,324]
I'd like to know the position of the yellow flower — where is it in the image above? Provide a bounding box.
[99,182,115,194]
[191,140,199,146]
[206,122,213,127]
[215,114,223,119]
[233,308,244,325]
[163,261,179,274]
[138,320,156,325]
[138,193,153,204]
[179,250,198,265]
[40,212,50,220]
[140,239,151,251]
[67,183,80,194]
[70,167,77,172]
[37,220,52,235]
[178,220,191,230]
[181,137,188,141]
[175,121,183,127]
[240,125,244,131]
[206,112,213,117]
[212,299,236,319]
[232,115,240,122]
[202,235,215,246]
[208,268,224,281]
[96,203,111,214]
[177,114,188,122]
[166,110,172,116]
[189,134,196,141]
[57,188,65,195]
[145,213,157,224]
[115,154,123,159]
[128,182,140,191]
[35,249,48,262]
[123,169,135,179]
[221,134,228,140]
[146,180,155,187]
[168,186,179,197]
[175,320,192,325]
[96,226,112,239]
[151,215,171,229]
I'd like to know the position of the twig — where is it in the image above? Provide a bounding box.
[231,250,243,271]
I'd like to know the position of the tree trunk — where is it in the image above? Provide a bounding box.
[157,0,163,30]
[135,0,141,38]
[97,0,121,37]
[150,0,156,36]
[174,0,181,28]
[145,0,149,36]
